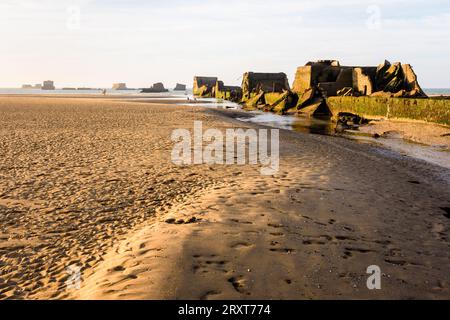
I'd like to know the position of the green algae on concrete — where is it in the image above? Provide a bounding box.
[214,81,242,102]
[264,92,298,114]
[264,92,286,106]
[243,91,265,110]
[327,96,450,126]
[298,100,331,118]
[241,72,290,102]
[193,76,218,97]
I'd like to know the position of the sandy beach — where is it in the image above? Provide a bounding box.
[0,96,449,300]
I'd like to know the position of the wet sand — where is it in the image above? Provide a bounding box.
[359,119,450,151]
[0,96,449,300]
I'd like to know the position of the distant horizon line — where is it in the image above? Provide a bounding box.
[1,87,450,90]
[0,87,194,90]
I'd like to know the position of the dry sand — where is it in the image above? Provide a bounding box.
[0,96,449,300]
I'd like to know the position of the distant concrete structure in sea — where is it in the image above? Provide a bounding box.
[112,83,127,90]
[42,80,55,90]
[21,84,42,89]
[174,83,187,91]
[140,83,169,93]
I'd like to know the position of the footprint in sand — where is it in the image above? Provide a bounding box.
[165,217,200,225]
[110,274,138,286]
[109,265,125,272]
[267,223,284,229]
[228,276,251,295]
[270,248,295,254]
[384,258,408,266]
[230,242,254,249]
[335,235,357,241]
[440,207,450,219]
[344,247,374,254]
[343,251,353,259]
[229,219,253,225]
[200,290,222,300]
[192,255,229,274]
[270,232,284,237]
[303,240,327,245]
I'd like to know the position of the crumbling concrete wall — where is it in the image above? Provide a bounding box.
[193,76,218,97]
[317,66,354,97]
[264,92,298,114]
[292,65,313,95]
[237,60,435,123]
[292,60,426,99]
[399,64,426,97]
[353,68,377,96]
[293,60,344,95]
[241,72,290,101]
[214,81,242,102]
[293,61,374,96]
[373,61,427,97]
[242,91,297,114]
[243,91,265,110]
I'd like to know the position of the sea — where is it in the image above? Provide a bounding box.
[0,88,185,96]
[423,88,450,96]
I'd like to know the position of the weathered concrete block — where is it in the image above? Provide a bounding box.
[402,64,426,97]
[296,88,317,109]
[292,66,312,94]
[241,72,290,102]
[193,76,218,97]
[264,91,298,114]
[297,100,331,118]
[292,60,425,99]
[353,68,375,95]
[141,83,169,93]
[214,81,242,102]
[112,83,127,90]
[174,83,186,91]
[243,91,265,110]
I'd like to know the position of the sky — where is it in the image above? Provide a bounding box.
[1,0,450,88]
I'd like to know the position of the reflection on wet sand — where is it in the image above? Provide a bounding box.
[237,111,450,170]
